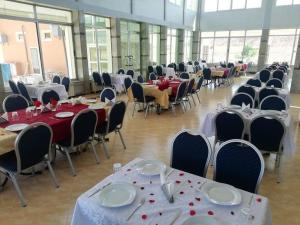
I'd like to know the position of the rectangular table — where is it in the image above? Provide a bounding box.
[26,83,68,101]
[71,158,272,225]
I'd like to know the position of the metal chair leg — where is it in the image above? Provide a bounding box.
[101,136,110,159]
[132,103,136,117]
[180,102,186,113]
[118,130,126,149]
[9,173,26,207]
[64,148,76,176]
[171,104,176,116]
[46,161,59,188]
[144,104,149,118]
[191,95,196,106]
[89,142,100,164]
[196,93,201,104]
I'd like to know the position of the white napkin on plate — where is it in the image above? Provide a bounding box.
[1,112,8,121]
[242,103,250,110]
[160,165,167,185]
[105,97,116,105]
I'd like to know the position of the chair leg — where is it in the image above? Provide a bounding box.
[46,161,59,188]
[101,137,110,159]
[89,141,100,164]
[118,130,126,149]
[196,93,201,104]
[275,153,282,183]
[144,104,149,118]
[64,148,76,176]
[171,104,176,116]
[9,173,26,207]
[180,101,186,113]
[132,103,136,117]
[191,95,196,106]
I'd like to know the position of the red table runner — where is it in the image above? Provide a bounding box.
[0,104,106,143]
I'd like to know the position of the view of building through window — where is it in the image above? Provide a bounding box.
[149,25,160,65]
[184,30,193,62]
[167,28,177,64]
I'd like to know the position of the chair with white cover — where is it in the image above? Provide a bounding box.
[258,87,279,105]
[266,78,283,89]
[100,87,116,103]
[230,93,254,108]
[272,70,285,82]
[259,69,271,83]
[260,95,287,111]
[246,78,262,87]
[52,75,61,84]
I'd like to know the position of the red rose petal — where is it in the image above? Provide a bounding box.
[159,212,162,216]
[188,179,192,183]
[176,180,181,184]
[256,198,262,203]
[189,202,194,206]
[127,168,131,171]
[179,173,184,176]
[149,199,155,203]
[180,191,184,195]
[133,181,137,184]
[141,214,147,220]
[208,210,214,216]
[190,210,196,216]
[150,193,154,196]
[140,187,144,190]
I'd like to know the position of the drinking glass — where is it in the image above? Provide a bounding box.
[25,108,32,119]
[113,163,122,173]
[11,112,19,121]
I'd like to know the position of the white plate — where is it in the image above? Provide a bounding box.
[59,99,69,104]
[55,112,74,118]
[88,104,104,110]
[202,183,242,206]
[181,215,231,225]
[86,99,97,103]
[136,159,164,176]
[5,123,28,132]
[98,182,136,208]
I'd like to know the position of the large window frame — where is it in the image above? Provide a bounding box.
[149,25,160,65]
[204,0,262,12]
[167,28,177,64]
[183,30,193,62]
[276,0,300,6]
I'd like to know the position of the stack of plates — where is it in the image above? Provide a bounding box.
[136,159,164,176]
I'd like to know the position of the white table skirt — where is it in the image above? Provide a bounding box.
[200,108,295,157]
[163,67,175,77]
[71,158,272,225]
[110,74,133,93]
[185,65,194,73]
[26,83,68,101]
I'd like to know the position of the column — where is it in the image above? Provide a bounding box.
[160,26,167,65]
[257,29,270,71]
[140,23,150,78]
[72,10,90,94]
[291,35,300,93]
[177,29,184,62]
[192,31,201,61]
[111,18,122,73]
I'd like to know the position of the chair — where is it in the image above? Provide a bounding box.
[3,94,29,112]
[102,72,113,88]
[230,93,254,108]
[214,139,264,193]
[279,66,287,73]
[180,72,189,79]
[126,69,134,78]
[124,77,132,93]
[169,81,188,114]
[41,89,60,105]
[188,61,193,65]
[137,75,144,83]
[178,62,185,72]
[92,72,103,89]
[57,109,99,176]
[17,82,32,104]
[246,78,262,87]
[149,72,157,81]
[172,63,177,71]
[52,75,60,84]
[156,65,163,76]
[272,70,284,82]
[191,76,203,104]
[260,95,287,111]
[215,110,245,144]
[171,130,212,177]
[168,64,174,68]
[0,123,59,206]
[61,77,70,92]
[227,62,234,68]
[148,66,154,74]
[118,69,125,74]
[250,115,285,182]
[100,87,116,103]
[96,101,126,158]
[184,78,196,107]
[237,85,256,101]
[131,82,155,118]
[194,61,199,66]
[258,87,279,105]
[9,80,19,94]
[203,68,212,85]
[259,70,271,83]
[266,78,283,88]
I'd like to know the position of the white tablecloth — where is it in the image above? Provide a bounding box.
[26,83,68,101]
[110,74,133,93]
[200,108,295,157]
[185,65,194,73]
[163,67,176,77]
[71,158,272,225]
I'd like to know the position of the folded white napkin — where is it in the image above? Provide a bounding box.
[160,165,167,185]
[1,112,8,120]
[242,103,250,110]
[105,97,116,105]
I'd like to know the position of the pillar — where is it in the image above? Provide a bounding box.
[111,18,122,73]
[177,29,184,62]
[192,31,201,61]
[257,29,270,71]
[160,26,167,65]
[140,23,150,78]
[291,35,300,93]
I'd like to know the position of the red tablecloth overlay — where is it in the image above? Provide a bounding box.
[148,79,181,97]
[0,104,106,143]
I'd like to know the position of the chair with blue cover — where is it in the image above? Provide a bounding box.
[246,78,262,87]
[237,85,256,101]
[191,76,204,104]
[149,72,157,81]
[0,123,59,206]
[131,82,155,118]
[9,80,19,94]
[57,109,99,176]
[124,77,132,93]
[171,130,212,177]
[203,68,212,86]
[178,62,185,73]
[279,66,287,73]
[126,69,134,78]
[168,64,174,68]
[156,65,163,76]
[148,66,154,75]
[102,72,114,88]
[169,81,188,115]
[184,78,196,107]
[258,87,279,105]
[52,75,61,84]
[92,72,103,91]
[3,94,29,112]
[17,82,33,104]
[259,69,271,83]
[180,72,189,79]
[137,75,144,83]
[96,101,126,158]
[266,78,283,89]
[41,89,60,105]
[272,70,284,82]
[172,63,177,71]
[230,93,254,108]
[260,95,287,111]
[250,115,285,182]
[100,87,116,103]
[194,61,199,66]
[117,68,125,74]
[61,77,70,92]
[213,139,264,193]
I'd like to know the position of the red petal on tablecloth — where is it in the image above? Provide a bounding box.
[189,210,196,216]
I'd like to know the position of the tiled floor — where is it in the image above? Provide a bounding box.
[0,76,299,225]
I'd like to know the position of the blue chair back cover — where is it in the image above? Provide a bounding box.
[272,70,284,81]
[124,77,132,90]
[102,73,112,86]
[171,131,211,177]
[131,83,144,102]
[137,75,144,83]
[126,70,134,78]
[118,69,125,74]
[52,75,60,84]
[196,77,204,90]
[231,93,254,108]
[3,94,28,112]
[180,72,189,79]
[42,90,60,104]
[9,80,19,94]
[17,82,32,103]
[259,70,270,83]
[246,79,261,87]
[260,96,286,111]
[149,72,156,80]
[203,68,211,80]
[175,82,187,101]
[156,66,163,76]
[92,72,102,86]
[148,66,154,74]
[61,77,70,92]
[266,78,282,88]
[259,88,278,103]
[178,63,185,72]
[100,88,115,102]
[237,85,256,100]
[107,101,126,132]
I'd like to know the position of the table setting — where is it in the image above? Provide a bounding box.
[71,158,272,225]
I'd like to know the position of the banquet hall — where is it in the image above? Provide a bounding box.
[0,0,300,225]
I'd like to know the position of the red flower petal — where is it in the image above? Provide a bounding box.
[195,197,201,201]
[256,198,262,203]
[127,168,131,171]
[159,212,162,216]
[175,180,181,184]
[140,187,144,190]
[188,179,192,183]
[208,210,214,216]
[179,173,184,176]
[150,193,154,196]
[149,199,155,203]
[179,191,184,195]
[141,214,147,220]
[190,210,196,216]
[189,202,194,206]
[133,181,137,184]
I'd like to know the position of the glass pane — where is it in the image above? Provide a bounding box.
[270,29,296,35]
[0,18,42,85]
[39,24,75,79]
[200,38,214,63]
[294,0,300,4]
[0,0,34,18]
[215,31,229,37]
[89,47,97,61]
[276,0,292,5]
[171,36,177,63]
[246,0,262,8]
[36,7,72,23]
[267,35,295,64]
[99,46,107,60]
[86,30,95,44]
[244,37,260,64]
[90,63,98,74]
[85,15,93,26]
[100,62,108,72]
[202,32,214,38]
[97,30,107,44]
[204,0,217,12]
[228,37,245,63]
[218,0,231,10]
[232,0,246,9]
[95,17,106,28]
[186,0,198,11]
[230,31,245,37]
[213,38,228,63]
[246,30,262,36]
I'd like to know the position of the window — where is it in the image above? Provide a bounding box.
[15,32,24,42]
[149,25,160,65]
[41,30,52,41]
[186,0,198,11]
[85,15,112,75]
[276,0,300,5]
[169,0,183,6]
[167,28,177,64]
[232,0,246,9]
[218,0,231,11]
[246,0,262,8]
[204,0,218,12]
[204,0,262,12]
[184,31,193,62]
